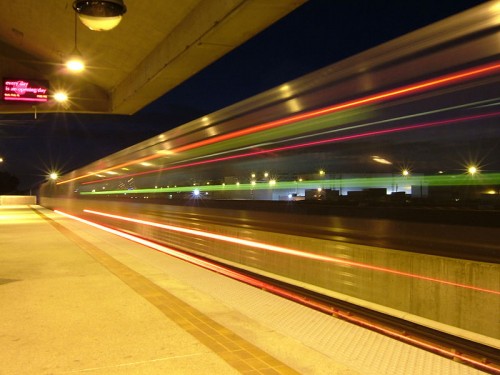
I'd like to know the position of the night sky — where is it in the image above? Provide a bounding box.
[0,0,489,190]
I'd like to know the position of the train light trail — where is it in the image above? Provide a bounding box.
[55,61,500,186]
[79,111,499,186]
[82,208,499,296]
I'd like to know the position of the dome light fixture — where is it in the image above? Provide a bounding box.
[73,0,127,31]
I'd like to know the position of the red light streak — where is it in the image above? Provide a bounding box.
[83,208,499,296]
[169,62,500,154]
[81,111,499,185]
[57,61,499,186]
[55,209,499,374]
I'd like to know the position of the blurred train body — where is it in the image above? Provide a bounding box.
[40,4,500,343]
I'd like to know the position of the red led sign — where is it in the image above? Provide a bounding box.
[3,78,49,103]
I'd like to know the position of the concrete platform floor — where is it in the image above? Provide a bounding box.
[0,205,487,374]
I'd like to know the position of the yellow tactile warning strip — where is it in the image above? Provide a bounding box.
[32,207,300,375]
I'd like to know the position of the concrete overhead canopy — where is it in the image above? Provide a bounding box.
[0,0,305,115]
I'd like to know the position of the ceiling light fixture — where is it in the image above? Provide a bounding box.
[73,0,127,31]
[66,13,85,72]
[66,52,84,72]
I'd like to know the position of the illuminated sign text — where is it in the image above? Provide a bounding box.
[3,79,49,103]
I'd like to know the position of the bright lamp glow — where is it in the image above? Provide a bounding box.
[73,1,127,31]
[467,166,478,175]
[53,92,68,102]
[66,52,85,72]
[66,59,84,72]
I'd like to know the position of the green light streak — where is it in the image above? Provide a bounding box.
[80,173,500,195]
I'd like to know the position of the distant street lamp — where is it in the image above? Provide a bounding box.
[49,172,59,181]
[467,166,478,175]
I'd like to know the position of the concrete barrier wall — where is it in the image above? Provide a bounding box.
[93,206,498,343]
[0,195,36,205]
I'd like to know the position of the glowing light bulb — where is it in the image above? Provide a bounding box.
[54,92,68,102]
[66,59,84,72]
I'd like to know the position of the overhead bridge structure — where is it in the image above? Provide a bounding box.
[0,0,305,114]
